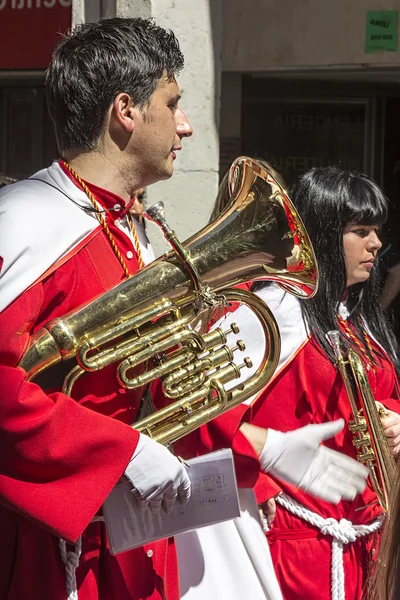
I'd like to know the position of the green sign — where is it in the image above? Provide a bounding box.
[365,10,398,52]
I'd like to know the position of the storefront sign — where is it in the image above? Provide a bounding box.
[365,10,398,53]
[0,0,72,69]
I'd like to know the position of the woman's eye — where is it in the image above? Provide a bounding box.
[352,227,381,238]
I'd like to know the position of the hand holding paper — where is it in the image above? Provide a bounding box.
[124,434,191,514]
[104,448,240,555]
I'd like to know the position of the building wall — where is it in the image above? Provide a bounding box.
[223,0,400,72]
[219,0,400,181]
[72,0,400,255]
[142,0,222,256]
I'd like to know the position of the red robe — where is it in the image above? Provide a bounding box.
[179,284,400,600]
[256,336,397,600]
[0,166,178,600]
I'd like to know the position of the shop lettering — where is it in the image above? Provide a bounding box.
[269,156,325,172]
[371,34,393,40]
[269,156,361,173]
[370,19,390,28]
[0,0,70,8]
[273,114,360,131]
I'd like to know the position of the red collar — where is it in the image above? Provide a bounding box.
[59,160,135,220]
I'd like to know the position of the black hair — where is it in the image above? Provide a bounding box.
[45,17,184,153]
[290,166,398,368]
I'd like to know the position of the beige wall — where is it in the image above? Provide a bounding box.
[143,0,222,256]
[223,0,400,72]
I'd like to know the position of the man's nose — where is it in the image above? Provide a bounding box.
[176,108,193,138]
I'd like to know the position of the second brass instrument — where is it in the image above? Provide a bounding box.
[19,158,318,446]
[328,330,397,514]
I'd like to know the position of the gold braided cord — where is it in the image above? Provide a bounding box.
[338,315,376,375]
[128,214,144,269]
[61,161,144,275]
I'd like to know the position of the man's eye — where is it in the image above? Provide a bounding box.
[168,104,177,112]
[353,229,366,236]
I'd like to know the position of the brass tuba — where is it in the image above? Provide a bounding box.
[327,331,397,515]
[19,157,318,445]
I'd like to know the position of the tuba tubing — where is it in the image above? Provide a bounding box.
[19,157,319,445]
[134,288,280,444]
[20,157,317,381]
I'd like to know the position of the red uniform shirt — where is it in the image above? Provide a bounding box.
[0,169,179,600]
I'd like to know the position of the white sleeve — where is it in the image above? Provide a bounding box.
[210,284,308,405]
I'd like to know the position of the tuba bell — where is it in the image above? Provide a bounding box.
[19,157,318,445]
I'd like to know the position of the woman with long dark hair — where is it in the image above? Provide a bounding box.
[242,166,400,599]
[291,167,398,369]
[196,165,400,600]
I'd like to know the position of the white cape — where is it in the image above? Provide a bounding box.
[177,489,283,600]
[0,161,154,312]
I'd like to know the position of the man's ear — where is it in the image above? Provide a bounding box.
[113,93,135,133]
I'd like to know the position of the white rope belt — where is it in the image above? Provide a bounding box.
[276,494,384,600]
[59,537,82,600]
[59,516,103,599]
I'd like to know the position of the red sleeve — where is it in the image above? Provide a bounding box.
[167,384,263,488]
[196,404,260,488]
[151,305,282,497]
[197,281,280,492]
[381,398,400,413]
[253,472,282,505]
[0,285,139,543]
[200,404,282,494]
[378,372,400,414]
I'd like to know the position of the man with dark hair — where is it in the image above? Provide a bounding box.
[0,17,192,600]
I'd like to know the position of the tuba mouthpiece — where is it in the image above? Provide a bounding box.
[144,201,173,235]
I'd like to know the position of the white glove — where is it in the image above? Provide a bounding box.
[125,434,191,514]
[259,419,368,504]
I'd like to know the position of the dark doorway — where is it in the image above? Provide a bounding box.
[240,74,400,246]
[0,76,57,180]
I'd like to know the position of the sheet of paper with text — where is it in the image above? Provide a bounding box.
[103,448,240,555]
